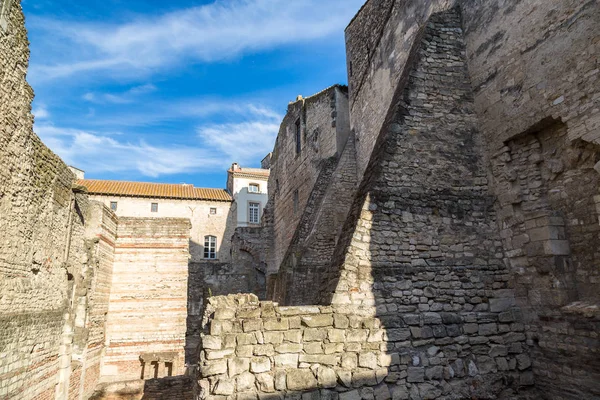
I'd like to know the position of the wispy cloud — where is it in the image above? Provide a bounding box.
[28,0,364,81]
[83,84,158,104]
[35,103,281,178]
[33,105,50,119]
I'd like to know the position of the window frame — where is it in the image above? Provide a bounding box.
[248,183,260,193]
[209,207,217,215]
[203,235,217,259]
[248,201,261,224]
[110,201,118,211]
[151,202,158,213]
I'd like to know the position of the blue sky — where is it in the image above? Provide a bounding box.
[23,0,365,188]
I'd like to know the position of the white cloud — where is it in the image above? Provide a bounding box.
[33,105,50,119]
[34,103,281,178]
[83,83,158,104]
[28,0,365,80]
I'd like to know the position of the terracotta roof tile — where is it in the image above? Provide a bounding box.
[228,168,270,180]
[78,179,232,202]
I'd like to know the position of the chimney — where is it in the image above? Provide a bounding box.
[231,163,240,171]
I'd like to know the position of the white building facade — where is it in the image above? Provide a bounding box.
[226,163,270,228]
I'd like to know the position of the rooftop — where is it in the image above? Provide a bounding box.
[78,179,232,202]
[228,167,270,180]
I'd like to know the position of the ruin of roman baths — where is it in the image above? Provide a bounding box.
[1,0,599,399]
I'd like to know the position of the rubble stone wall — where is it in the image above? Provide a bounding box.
[267,86,351,278]
[0,1,114,398]
[196,293,529,399]
[102,217,191,381]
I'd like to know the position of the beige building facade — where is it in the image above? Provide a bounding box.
[79,180,234,263]
[227,163,270,228]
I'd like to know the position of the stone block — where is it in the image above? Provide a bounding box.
[251,357,271,373]
[304,342,324,354]
[284,330,303,343]
[358,352,378,370]
[264,318,289,331]
[339,390,361,400]
[275,370,287,390]
[304,328,328,341]
[543,240,570,255]
[334,314,350,329]
[328,329,346,343]
[243,319,263,332]
[299,354,339,366]
[276,343,302,353]
[236,371,256,392]
[206,348,235,360]
[214,307,236,320]
[201,360,227,376]
[214,379,235,395]
[263,331,284,344]
[275,353,299,368]
[301,314,334,327]
[256,373,275,392]
[316,366,337,388]
[228,358,250,377]
[342,353,358,369]
[490,297,515,313]
[254,344,275,356]
[324,343,344,354]
[407,367,424,383]
[352,370,377,387]
[287,369,317,391]
[202,335,222,350]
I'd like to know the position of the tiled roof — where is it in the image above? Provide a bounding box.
[229,168,270,180]
[78,179,232,202]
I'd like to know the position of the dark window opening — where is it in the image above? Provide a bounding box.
[293,190,299,214]
[295,119,301,154]
[210,207,217,215]
[165,362,173,377]
[110,201,117,211]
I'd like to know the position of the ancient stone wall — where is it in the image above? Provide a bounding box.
[0,1,115,398]
[345,0,454,180]
[457,1,600,397]
[102,217,191,381]
[196,292,529,399]
[267,85,351,279]
[271,134,358,306]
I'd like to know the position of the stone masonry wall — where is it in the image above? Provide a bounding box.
[345,0,454,180]
[458,1,600,398]
[267,85,350,279]
[102,217,191,381]
[0,1,113,398]
[315,8,533,398]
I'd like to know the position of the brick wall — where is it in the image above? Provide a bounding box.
[102,217,191,381]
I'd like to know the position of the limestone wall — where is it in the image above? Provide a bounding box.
[345,0,454,180]
[196,294,529,399]
[0,1,113,398]
[267,85,351,278]
[102,217,191,381]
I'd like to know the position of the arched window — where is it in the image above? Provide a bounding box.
[204,235,217,259]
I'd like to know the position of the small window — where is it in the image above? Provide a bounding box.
[151,203,158,213]
[293,190,299,214]
[110,201,118,211]
[295,119,301,154]
[249,183,260,193]
[210,207,217,215]
[249,202,260,224]
[204,235,217,259]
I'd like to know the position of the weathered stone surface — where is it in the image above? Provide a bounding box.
[286,369,318,391]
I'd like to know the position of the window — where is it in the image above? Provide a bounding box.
[249,202,260,224]
[293,190,299,214]
[204,235,217,259]
[151,203,158,213]
[0,0,13,32]
[110,201,118,211]
[209,207,217,215]
[249,183,260,193]
[295,119,301,154]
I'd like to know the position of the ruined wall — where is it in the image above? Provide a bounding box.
[267,85,350,278]
[457,1,600,397]
[102,217,191,381]
[345,0,454,180]
[271,135,358,306]
[0,1,112,398]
